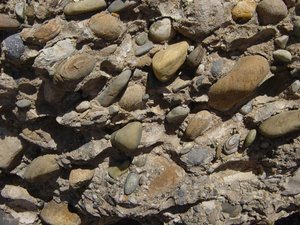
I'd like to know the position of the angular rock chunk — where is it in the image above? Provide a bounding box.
[88,12,125,41]
[208,55,270,112]
[69,169,94,189]
[111,122,142,153]
[40,201,81,225]
[119,84,145,111]
[259,110,300,138]
[0,14,20,30]
[23,154,60,182]
[0,135,23,170]
[185,110,212,140]
[96,70,131,107]
[256,0,288,25]
[64,0,107,16]
[54,53,96,90]
[152,41,189,82]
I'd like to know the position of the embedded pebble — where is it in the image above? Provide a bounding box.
[15,2,26,20]
[16,99,31,108]
[223,134,240,155]
[119,84,145,111]
[208,55,270,112]
[2,33,25,60]
[0,14,20,30]
[259,110,300,138]
[88,12,125,41]
[244,129,257,148]
[75,101,90,113]
[275,35,289,48]
[290,80,300,93]
[210,60,224,78]
[69,169,94,189]
[166,106,190,124]
[97,70,132,107]
[135,41,154,56]
[149,18,175,43]
[33,19,61,44]
[273,49,292,62]
[64,0,107,16]
[183,148,211,166]
[108,160,130,179]
[231,0,256,23]
[40,201,81,225]
[23,154,60,182]
[239,101,253,115]
[256,0,288,25]
[111,122,142,153]
[185,110,212,140]
[108,0,136,13]
[124,172,140,195]
[187,46,205,68]
[152,41,189,82]
[135,32,148,46]
[283,169,300,195]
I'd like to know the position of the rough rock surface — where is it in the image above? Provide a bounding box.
[1,0,300,224]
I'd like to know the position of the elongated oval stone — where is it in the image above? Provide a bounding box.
[64,0,107,16]
[208,55,269,112]
[33,19,61,43]
[124,172,139,195]
[23,155,60,183]
[0,14,20,30]
[152,41,189,82]
[259,110,300,138]
[111,122,142,153]
[54,53,96,89]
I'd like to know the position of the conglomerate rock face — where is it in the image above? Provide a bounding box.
[1,0,300,224]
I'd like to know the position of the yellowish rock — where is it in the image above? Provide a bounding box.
[232,0,257,22]
[40,201,81,225]
[185,110,212,140]
[69,168,94,189]
[33,19,61,43]
[152,41,189,82]
[208,55,269,112]
[119,84,145,111]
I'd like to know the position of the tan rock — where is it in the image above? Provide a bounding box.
[119,84,145,111]
[23,154,60,182]
[0,14,20,30]
[152,41,189,82]
[64,0,107,16]
[259,110,300,138]
[185,110,212,140]
[69,168,94,189]
[88,12,125,41]
[208,55,269,112]
[0,135,23,169]
[40,201,81,225]
[232,0,256,22]
[33,19,61,43]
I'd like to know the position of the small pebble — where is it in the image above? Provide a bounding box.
[135,32,148,46]
[294,17,300,38]
[2,33,25,60]
[108,0,136,13]
[135,41,154,56]
[273,49,292,62]
[231,0,256,23]
[240,101,253,115]
[223,134,240,155]
[187,46,205,68]
[211,60,223,77]
[75,101,90,113]
[166,106,190,124]
[244,129,257,148]
[16,99,31,109]
[124,172,140,195]
[15,2,26,20]
[275,35,289,48]
[149,18,175,43]
[256,0,288,25]
[290,80,300,93]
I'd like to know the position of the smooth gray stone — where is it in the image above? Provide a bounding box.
[135,42,153,56]
[273,49,292,62]
[135,32,148,46]
[16,99,31,108]
[108,0,136,13]
[166,106,190,124]
[97,70,131,107]
[124,172,140,195]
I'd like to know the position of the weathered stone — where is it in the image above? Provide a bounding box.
[69,169,94,189]
[0,135,23,169]
[108,160,130,179]
[185,110,212,140]
[259,110,300,138]
[283,169,300,195]
[33,19,61,44]
[275,35,289,49]
[75,101,90,113]
[97,70,131,107]
[0,14,20,30]
[181,147,211,166]
[166,106,190,124]
[232,0,256,23]
[88,12,125,41]
[124,172,140,195]
[108,0,136,13]
[2,33,25,60]
[208,55,270,112]
[23,154,60,182]
[152,41,189,82]
[16,99,31,108]
[135,41,154,56]
[111,122,142,153]
[149,18,175,43]
[273,49,292,62]
[135,32,148,46]
[256,0,288,25]
[119,84,145,111]
[187,46,205,68]
[40,201,81,225]
[64,0,107,16]
[54,53,96,89]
